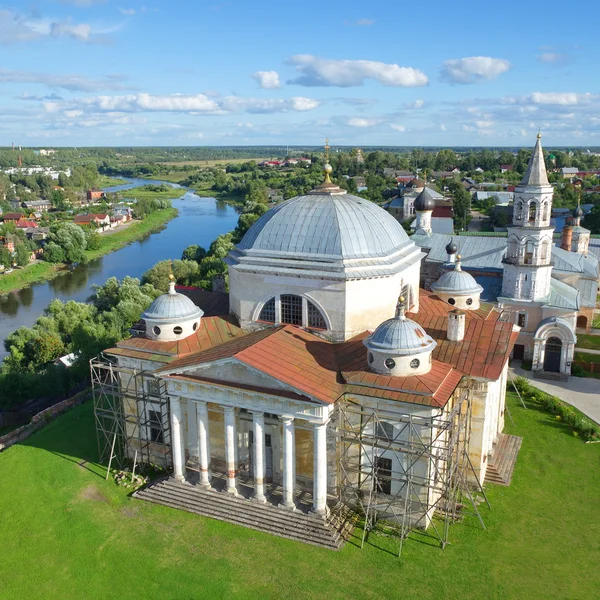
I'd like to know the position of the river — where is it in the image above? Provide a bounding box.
[0,178,240,360]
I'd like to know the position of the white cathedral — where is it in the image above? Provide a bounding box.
[92,145,545,550]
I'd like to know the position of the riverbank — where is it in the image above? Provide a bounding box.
[0,207,178,295]
[97,175,127,187]
[120,187,187,201]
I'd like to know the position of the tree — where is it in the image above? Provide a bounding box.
[0,246,12,268]
[447,180,471,230]
[14,243,30,267]
[46,222,87,264]
[85,229,102,251]
[42,242,65,263]
[50,189,68,211]
[582,207,600,234]
[181,245,206,263]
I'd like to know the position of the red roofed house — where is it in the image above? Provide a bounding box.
[2,213,23,223]
[93,170,520,552]
[74,213,110,231]
[15,219,39,229]
[87,188,106,202]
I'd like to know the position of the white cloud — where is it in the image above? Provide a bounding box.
[530,92,594,105]
[287,55,428,87]
[343,18,375,26]
[252,70,281,89]
[83,93,221,113]
[390,124,406,132]
[221,96,320,113]
[476,120,494,128]
[347,117,380,127]
[2,69,129,92]
[404,99,424,109]
[0,9,114,44]
[49,92,321,117]
[441,56,511,84]
[119,8,137,16]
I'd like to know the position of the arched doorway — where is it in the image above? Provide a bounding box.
[577,315,588,330]
[543,337,562,372]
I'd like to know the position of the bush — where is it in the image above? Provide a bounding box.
[509,377,600,441]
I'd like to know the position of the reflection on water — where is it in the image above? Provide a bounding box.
[0,178,240,359]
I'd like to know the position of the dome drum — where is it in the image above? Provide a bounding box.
[363,300,437,377]
[143,281,204,342]
[430,259,483,310]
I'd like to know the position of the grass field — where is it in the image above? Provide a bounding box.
[575,334,600,351]
[0,209,177,295]
[159,158,269,167]
[120,188,187,201]
[97,175,127,188]
[0,391,598,600]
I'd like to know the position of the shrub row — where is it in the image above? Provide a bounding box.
[511,377,600,441]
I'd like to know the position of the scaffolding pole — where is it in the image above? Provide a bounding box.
[337,389,488,557]
[91,354,173,473]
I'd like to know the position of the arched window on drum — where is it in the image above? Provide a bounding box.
[257,295,328,331]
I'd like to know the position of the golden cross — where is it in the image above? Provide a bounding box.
[324,138,330,163]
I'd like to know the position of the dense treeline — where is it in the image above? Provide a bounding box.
[0,277,161,409]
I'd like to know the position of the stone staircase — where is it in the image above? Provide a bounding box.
[134,477,355,550]
[485,433,523,486]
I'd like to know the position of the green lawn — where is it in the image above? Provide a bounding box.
[97,175,128,188]
[120,188,187,201]
[575,334,600,351]
[0,262,60,294]
[0,392,598,600]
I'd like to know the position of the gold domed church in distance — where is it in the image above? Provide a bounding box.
[92,142,520,554]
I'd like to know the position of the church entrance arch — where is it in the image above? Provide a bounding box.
[543,337,562,372]
[576,315,588,330]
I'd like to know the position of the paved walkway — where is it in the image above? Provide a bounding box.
[509,366,600,424]
[575,347,600,355]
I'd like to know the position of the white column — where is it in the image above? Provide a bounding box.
[223,406,238,495]
[170,397,185,481]
[251,411,266,503]
[280,415,296,510]
[196,401,211,487]
[312,421,328,515]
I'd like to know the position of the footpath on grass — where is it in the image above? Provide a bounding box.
[0,207,178,295]
[510,366,600,424]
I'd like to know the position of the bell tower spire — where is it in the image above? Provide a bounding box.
[500,134,555,302]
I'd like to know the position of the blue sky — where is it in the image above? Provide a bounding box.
[0,0,599,147]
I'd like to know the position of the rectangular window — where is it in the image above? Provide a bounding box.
[280,294,303,325]
[517,313,527,328]
[148,409,164,444]
[375,457,392,495]
[146,379,161,396]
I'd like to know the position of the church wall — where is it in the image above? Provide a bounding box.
[228,267,347,339]
[344,264,421,338]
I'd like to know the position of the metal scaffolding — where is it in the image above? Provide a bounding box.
[91,354,172,471]
[337,389,489,556]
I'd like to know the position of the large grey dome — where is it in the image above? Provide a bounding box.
[143,282,204,324]
[237,189,410,260]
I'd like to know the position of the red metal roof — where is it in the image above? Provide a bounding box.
[108,315,243,359]
[112,291,516,409]
[409,291,517,380]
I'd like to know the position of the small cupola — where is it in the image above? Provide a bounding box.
[142,275,204,342]
[363,296,437,377]
[445,238,458,264]
[430,255,483,310]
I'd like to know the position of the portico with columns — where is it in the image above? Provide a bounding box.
[163,372,334,514]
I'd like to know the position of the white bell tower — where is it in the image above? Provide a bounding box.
[501,134,555,301]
